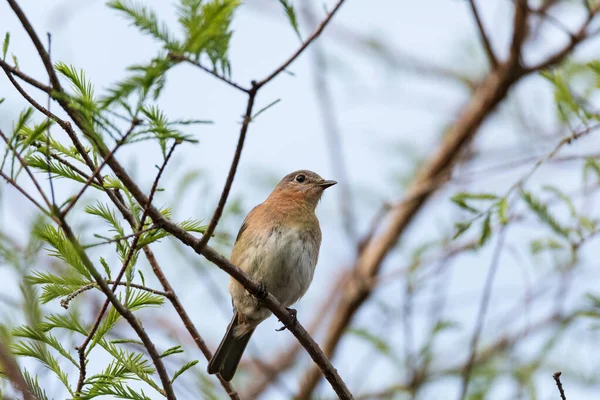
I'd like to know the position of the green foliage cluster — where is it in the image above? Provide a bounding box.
[0,0,246,397]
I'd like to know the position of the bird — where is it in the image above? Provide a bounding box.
[207,169,337,381]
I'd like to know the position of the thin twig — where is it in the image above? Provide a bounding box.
[61,281,169,309]
[458,228,507,400]
[7,0,63,91]
[194,87,257,252]
[0,171,52,219]
[254,0,346,88]
[468,0,498,68]
[0,128,52,209]
[46,32,56,207]
[553,371,567,400]
[84,225,158,249]
[525,2,600,72]
[168,53,250,93]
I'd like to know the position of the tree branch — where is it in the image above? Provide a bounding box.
[0,341,35,400]
[458,228,506,400]
[254,0,346,89]
[6,0,63,91]
[553,372,567,400]
[194,86,257,252]
[167,53,250,93]
[468,0,498,69]
[524,2,600,72]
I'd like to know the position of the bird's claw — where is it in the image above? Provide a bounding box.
[276,308,297,332]
[254,281,268,300]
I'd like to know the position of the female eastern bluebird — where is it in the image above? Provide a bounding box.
[207,170,336,381]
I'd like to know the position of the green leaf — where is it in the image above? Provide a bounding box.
[543,185,576,217]
[583,157,600,184]
[34,224,93,279]
[172,360,199,383]
[498,198,508,225]
[278,0,302,41]
[450,192,496,213]
[479,213,492,247]
[178,0,241,76]
[109,0,179,49]
[23,370,50,400]
[347,327,391,354]
[2,32,9,60]
[520,190,570,238]
[160,345,184,358]
[530,238,565,254]
[453,221,472,240]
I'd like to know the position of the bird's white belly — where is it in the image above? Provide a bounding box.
[248,227,318,307]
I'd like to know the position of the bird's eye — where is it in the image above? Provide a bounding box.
[295,174,306,183]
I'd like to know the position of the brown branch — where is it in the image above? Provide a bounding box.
[6,0,63,91]
[458,228,506,400]
[0,58,52,93]
[508,0,529,67]
[0,341,35,400]
[468,0,498,69]
[524,3,600,72]
[254,0,346,89]
[140,248,241,399]
[553,372,567,400]
[194,87,257,252]
[167,53,250,93]
[74,142,178,396]
[244,275,344,398]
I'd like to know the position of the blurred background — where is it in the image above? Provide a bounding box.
[2,0,600,399]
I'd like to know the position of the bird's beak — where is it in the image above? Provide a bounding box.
[318,179,337,189]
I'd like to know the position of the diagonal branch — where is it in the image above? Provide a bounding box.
[524,2,600,72]
[194,86,257,252]
[167,53,250,93]
[254,0,346,89]
[468,0,498,69]
[6,0,62,91]
[0,341,35,400]
[458,228,507,400]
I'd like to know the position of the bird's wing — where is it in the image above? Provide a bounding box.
[233,204,260,244]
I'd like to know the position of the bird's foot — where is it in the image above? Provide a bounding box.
[254,281,268,300]
[276,308,297,332]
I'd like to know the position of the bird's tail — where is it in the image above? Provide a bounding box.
[207,312,255,381]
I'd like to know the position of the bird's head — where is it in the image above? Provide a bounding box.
[271,170,337,209]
